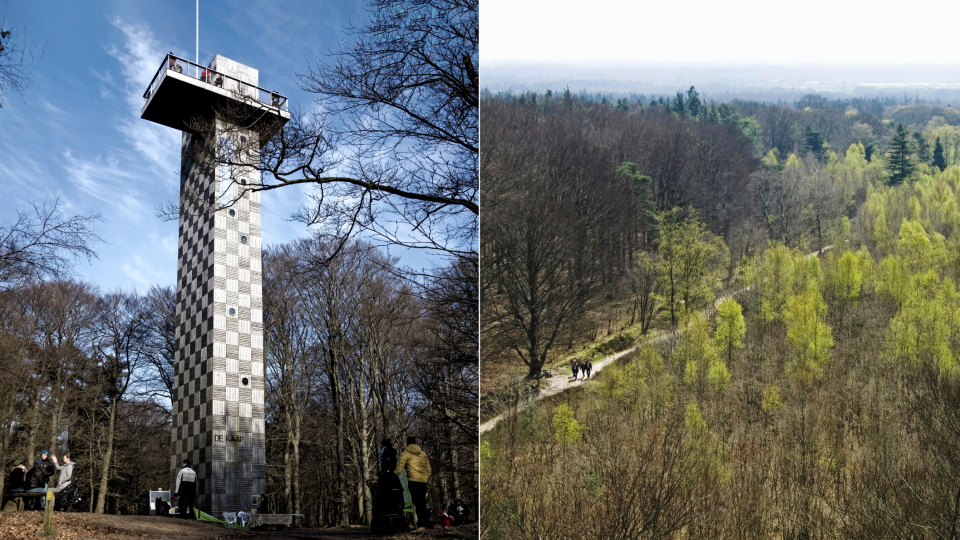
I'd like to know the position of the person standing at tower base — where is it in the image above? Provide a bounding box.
[395,436,432,531]
[175,460,197,519]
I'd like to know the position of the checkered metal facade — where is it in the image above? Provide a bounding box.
[169,57,266,516]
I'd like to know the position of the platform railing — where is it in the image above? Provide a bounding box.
[143,54,288,112]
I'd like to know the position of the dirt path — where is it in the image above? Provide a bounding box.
[0,512,476,540]
[479,245,834,436]
[479,322,675,434]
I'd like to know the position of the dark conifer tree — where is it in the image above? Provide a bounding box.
[686,86,702,117]
[885,123,916,185]
[933,136,947,171]
[803,126,828,162]
[913,132,931,163]
[671,90,685,115]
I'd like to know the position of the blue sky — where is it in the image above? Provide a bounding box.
[0,0,413,292]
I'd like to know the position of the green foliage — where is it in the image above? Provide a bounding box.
[685,401,708,434]
[914,132,931,163]
[683,401,731,485]
[740,117,763,155]
[707,359,731,390]
[886,123,916,185]
[804,126,829,162]
[833,250,864,303]
[884,271,960,376]
[686,86,702,117]
[878,255,912,306]
[933,137,947,171]
[714,297,746,363]
[784,277,834,384]
[897,219,947,274]
[673,312,720,387]
[658,208,726,324]
[761,385,783,412]
[552,403,584,446]
[751,244,804,322]
[618,161,658,235]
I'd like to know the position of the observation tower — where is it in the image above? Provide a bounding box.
[141,53,290,515]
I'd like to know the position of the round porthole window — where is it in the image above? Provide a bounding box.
[240,235,248,244]
[240,179,247,185]
[242,377,249,386]
[228,209,236,217]
[228,308,236,316]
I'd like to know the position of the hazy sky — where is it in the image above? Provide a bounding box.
[2,0,448,293]
[482,0,960,65]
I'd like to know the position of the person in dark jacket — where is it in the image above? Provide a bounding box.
[7,460,26,492]
[379,439,398,472]
[24,461,47,510]
[39,450,57,487]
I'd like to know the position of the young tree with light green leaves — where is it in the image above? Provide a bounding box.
[552,403,584,446]
[884,271,960,376]
[658,208,725,325]
[674,312,729,391]
[714,297,745,366]
[784,277,834,384]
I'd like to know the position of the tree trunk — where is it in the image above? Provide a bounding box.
[330,347,349,527]
[94,397,117,514]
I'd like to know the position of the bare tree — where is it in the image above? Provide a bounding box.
[172,0,478,260]
[0,197,102,289]
[91,291,148,514]
[0,20,41,108]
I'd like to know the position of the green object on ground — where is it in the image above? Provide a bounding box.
[195,509,247,529]
[398,470,415,514]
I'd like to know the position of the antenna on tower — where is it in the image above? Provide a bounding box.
[196,0,199,65]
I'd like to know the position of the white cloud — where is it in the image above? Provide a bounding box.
[106,18,181,179]
[61,148,145,220]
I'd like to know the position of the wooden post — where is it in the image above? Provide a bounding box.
[43,490,55,536]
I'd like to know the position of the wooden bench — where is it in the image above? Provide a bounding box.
[2,491,49,512]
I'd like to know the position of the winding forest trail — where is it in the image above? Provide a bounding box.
[479,244,833,436]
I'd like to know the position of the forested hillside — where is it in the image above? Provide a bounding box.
[481,90,960,538]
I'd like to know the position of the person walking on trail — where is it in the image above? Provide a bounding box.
[394,436,432,531]
[175,460,197,519]
[571,359,579,380]
[585,361,593,378]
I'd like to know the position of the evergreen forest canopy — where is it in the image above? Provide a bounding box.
[481,88,960,538]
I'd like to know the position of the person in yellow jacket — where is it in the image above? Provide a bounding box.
[394,436,432,531]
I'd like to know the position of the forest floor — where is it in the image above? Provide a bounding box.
[0,512,476,540]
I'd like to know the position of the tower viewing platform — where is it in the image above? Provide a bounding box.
[141,53,290,136]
